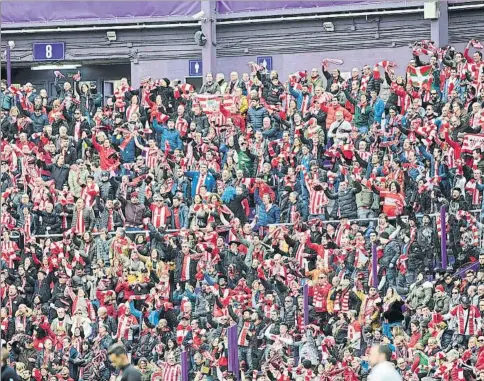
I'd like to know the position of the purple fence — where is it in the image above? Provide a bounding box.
[181,351,188,381]
[228,325,239,380]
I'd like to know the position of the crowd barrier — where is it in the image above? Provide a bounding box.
[29,207,483,247]
[24,208,483,286]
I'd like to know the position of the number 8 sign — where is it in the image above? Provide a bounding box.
[33,42,65,61]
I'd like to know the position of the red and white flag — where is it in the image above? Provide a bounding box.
[194,94,234,114]
[407,65,433,88]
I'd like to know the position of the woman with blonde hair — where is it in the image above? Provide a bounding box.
[382,287,404,338]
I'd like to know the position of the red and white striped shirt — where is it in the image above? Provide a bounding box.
[1,241,19,268]
[175,117,188,137]
[449,305,480,335]
[158,362,182,381]
[80,183,99,208]
[151,204,171,228]
[303,169,328,215]
[466,179,483,206]
[143,147,160,168]
[23,214,32,241]
[180,254,190,282]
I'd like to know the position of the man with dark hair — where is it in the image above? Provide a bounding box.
[108,343,142,381]
[1,347,20,381]
[369,344,401,381]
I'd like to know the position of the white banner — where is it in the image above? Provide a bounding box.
[462,133,484,153]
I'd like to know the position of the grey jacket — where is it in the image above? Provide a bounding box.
[380,240,401,268]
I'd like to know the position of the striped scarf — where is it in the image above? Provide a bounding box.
[453,305,479,335]
[360,74,370,93]
[334,289,350,313]
[436,213,450,241]
[237,321,252,347]
[465,179,483,206]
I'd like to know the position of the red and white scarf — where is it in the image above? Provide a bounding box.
[75,209,85,234]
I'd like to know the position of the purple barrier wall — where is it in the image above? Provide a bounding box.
[1,1,200,26]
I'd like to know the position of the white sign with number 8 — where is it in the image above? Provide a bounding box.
[45,44,52,58]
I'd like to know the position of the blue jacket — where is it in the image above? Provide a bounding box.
[371,97,385,124]
[129,301,160,326]
[247,105,269,130]
[255,188,280,226]
[27,111,49,134]
[184,171,216,198]
[442,77,464,103]
[288,84,312,112]
[111,135,136,163]
[171,177,192,201]
[0,91,13,111]
[171,203,189,229]
[152,120,183,152]
[418,145,449,187]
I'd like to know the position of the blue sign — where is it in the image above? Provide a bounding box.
[33,42,65,61]
[257,56,273,71]
[189,60,203,76]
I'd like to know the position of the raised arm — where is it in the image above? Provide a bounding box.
[91,132,102,151]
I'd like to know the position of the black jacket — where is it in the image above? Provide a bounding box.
[42,162,70,190]
[325,182,362,219]
[33,210,62,235]
[190,113,210,136]
[383,300,404,323]
[34,273,54,303]
[226,194,249,224]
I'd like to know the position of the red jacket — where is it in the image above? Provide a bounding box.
[321,104,353,128]
[91,133,119,171]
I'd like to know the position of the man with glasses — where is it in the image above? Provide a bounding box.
[149,194,171,229]
[65,108,91,143]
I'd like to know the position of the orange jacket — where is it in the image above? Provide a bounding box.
[321,104,353,128]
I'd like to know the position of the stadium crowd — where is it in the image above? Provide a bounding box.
[1,37,484,381]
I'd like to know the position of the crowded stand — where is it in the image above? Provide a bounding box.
[1,37,484,381]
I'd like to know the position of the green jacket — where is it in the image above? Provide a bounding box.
[344,89,375,128]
